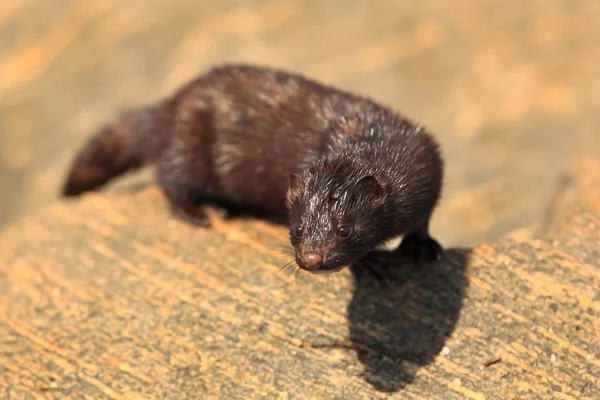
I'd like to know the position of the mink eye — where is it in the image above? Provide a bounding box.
[294,226,304,238]
[337,225,351,238]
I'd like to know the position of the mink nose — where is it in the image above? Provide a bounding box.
[301,252,323,270]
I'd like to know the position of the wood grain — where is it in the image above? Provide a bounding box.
[1,154,599,399]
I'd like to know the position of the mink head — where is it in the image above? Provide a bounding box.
[285,158,388,274]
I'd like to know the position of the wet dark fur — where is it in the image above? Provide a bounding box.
[62,64,444,273]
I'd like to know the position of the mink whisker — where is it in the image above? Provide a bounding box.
[278,259,299,281]
[293,265,302,284]
[278,259,295,272]
[262,238,295,258]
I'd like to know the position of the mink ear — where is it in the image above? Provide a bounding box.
[289,173,300,193]
[286,173,301,205]
[355,175,384,203]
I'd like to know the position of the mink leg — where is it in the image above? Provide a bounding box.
[153,103,231,227]
[160,183,229,227]
[167,200,228,227]
[156,152,228,227]
[396,224,443,263]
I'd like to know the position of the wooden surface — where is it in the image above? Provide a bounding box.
[1,154,599,399]
[2,0,600,247]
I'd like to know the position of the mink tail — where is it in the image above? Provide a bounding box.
[61,103,172,197]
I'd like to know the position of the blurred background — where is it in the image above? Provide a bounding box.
[1,0,599,247]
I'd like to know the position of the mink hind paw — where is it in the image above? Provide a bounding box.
[396,232,443,264]
[169,202,228,227]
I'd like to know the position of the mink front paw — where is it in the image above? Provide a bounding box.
[396,233,443,264]
[169,202,228,227]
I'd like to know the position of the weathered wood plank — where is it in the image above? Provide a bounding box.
[1,155,599,399]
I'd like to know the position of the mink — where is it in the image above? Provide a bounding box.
[62,64,444,273]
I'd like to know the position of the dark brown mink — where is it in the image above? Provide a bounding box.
[62,64,444,273]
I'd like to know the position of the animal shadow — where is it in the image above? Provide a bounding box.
[347,247,471,392]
